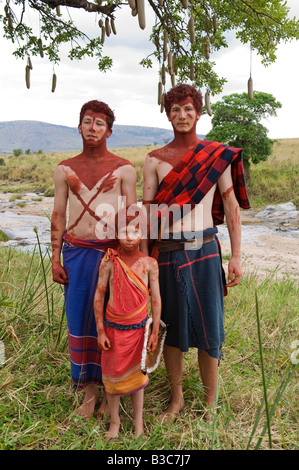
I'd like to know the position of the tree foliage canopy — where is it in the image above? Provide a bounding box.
[1,0,299,95]
[205,91,282,170]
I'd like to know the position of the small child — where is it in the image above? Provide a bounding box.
[94,206,161,438]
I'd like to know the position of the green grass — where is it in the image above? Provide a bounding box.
[247,161,299,208]
[246,138,299,208]
[0,230,10,242]
[0,242,298,450]
[0,140,298,449]
[0,147,151,200]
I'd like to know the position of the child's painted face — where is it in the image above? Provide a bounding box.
[168,98,200,134]
[78,110,111,147]
[118,225,142,251]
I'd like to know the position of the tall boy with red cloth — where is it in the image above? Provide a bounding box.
[143,84,250,421]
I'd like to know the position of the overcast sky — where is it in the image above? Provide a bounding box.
[0,0,299,139]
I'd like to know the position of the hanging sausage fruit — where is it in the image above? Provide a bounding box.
[205,91,213,116]
[37,38,44,58]
[111,18,117,35]
[136,0,146,30]
[203,35,210,60]
[25,65,30,89]
[158,81,162,105]
[51,73,57,93]
[248,76,253,100]
[188,16,195,44]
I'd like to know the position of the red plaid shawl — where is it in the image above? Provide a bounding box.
[152,140,250,230]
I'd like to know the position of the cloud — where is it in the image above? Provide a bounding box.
[0,1,298,138]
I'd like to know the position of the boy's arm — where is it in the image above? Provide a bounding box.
[218,166,242,287]
[147,258,161,351]
[94,261,112,350]
[51,165,68,284]
[120,164,137,206]
[141,155,159,255]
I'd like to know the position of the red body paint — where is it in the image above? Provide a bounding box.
[59,155,126,192]
[59,156,130,233]
[222,185,234,200]
[149,98,201,166]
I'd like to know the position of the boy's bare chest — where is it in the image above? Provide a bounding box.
[153,148,195,184]
[156,159,175,184]
[61,156,126,192]
[64,165,120,198]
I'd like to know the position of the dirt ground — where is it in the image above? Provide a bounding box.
[222,207,299,281]
[1,192,298,282]
[221,233,299,281]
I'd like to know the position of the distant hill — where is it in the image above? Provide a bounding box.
[0,120,204,153]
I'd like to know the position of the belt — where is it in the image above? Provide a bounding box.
[155,234,215,253]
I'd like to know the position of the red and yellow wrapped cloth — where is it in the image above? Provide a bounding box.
[101,249,149,396]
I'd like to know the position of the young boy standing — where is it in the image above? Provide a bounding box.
[94,207,161,438]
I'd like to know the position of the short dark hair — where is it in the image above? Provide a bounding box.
[79,100,115,130]
[164,84,203,116]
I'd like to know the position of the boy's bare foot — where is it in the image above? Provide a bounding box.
[97,398,110,418]
[96,390,110,418]
[133,422,144,438]
[202,407,213,424]
[161,398,185,424]
[105,420,120,439]
[75,385,99,420]
[134,429,144,438]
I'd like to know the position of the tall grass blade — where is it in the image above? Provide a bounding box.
[210,370,220,450]
[34,227,51,341]
[19,245,37,310]
[255,361,298,449]
[254,290,272,449]
[55,300,66,349]
[246,294,293,449]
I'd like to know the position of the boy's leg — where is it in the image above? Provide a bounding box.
[97,388,109,418]
[198,350,218,420]
[75,384,99,419]
[162,344,185,422]
[131,388,144,437]
[105,393,120,438]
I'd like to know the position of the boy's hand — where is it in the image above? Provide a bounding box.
[147,332,158,352]
[97,332,111,351]
[52,262,68,284]
[227,256,242,287]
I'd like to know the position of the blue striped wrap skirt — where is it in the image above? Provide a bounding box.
[157,227,225,360]
[62,238,105,390]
